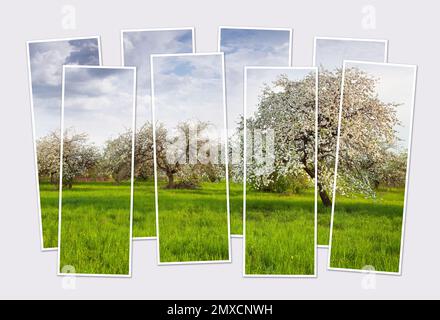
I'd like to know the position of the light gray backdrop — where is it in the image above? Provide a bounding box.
[0,0,438,299]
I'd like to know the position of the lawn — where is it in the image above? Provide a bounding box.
[55,182,131,275]
[229,182,244,235]
[329,188,404,273]
[245,188,315,275]
[157,181,230,263]
[39,182,60,248]
[317,204,332,246]
[132,180,156,237]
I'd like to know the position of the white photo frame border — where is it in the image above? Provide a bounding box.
[313,36,389,249]
[120,27,196,241]
[26,36,102,252]
[150,52,232,265]
[327,60,418,275]
[242,66,318,278]
[218,26,294,238]
[57,65,136,278]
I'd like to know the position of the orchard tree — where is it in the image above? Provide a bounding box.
[335,67,399,199]
[245,67,400,206]
[62,132,100,188]
[37,131,62,185]
[134,123,155,180]
[245,73,316,195]
[37,130,100,189]
[102,129,133,183]
[156,120,212,188]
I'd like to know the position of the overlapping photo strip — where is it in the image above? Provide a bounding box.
[26,27,417,277]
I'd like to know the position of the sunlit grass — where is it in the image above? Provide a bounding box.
[329,188,404,273]
[157,181,230,263]
[56,182,131,275]
[245,189,315,275]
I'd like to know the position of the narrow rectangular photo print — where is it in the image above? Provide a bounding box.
[151,53,230,264]
[219,27,292,236]
[58,66,136,276]
[328,61,417,274]
[121,28,194,239]
[27,37,101,250]
[244,67,317,277]
[313,37,387,247]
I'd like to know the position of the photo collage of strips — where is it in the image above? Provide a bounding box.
[27,27,417,278]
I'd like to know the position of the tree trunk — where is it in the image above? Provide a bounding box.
[302,165,332,208]
[318,185,332,207]
[166,172,174,188]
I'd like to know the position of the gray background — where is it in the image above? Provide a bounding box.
[0,0,438,299]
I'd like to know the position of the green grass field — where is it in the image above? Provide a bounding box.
[157,181,230,263]
[229,183,244,235]
[317,204,332,246]
[329,188,404,273]
[39,182,60,248]
[57,182,131,275]
[39,180,157,249]
[132,180,156,237]
[245,189,315,275]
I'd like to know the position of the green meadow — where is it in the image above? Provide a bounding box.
[132,180,156,237]
[229,183,244,235]
[245,189,315,275]
[329,188,404,273]
[39,182,60,249]
[40,182,131,274]
[317,204,332,246]
[56,182,131,275]
[157,180,230,263]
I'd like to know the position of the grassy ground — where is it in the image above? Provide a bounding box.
[245,189,315,275]
[157,181,230,263]
[329,188,404,273]
[39,182,59,248]
[229,182,244,235]
[317,204,332,246]
[132,180,156,237]
[48,182,131,275]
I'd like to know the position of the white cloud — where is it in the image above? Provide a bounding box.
[220,29,291,135]
[122,29,193,129]
[152,54,225,142]
[63,68,135,147]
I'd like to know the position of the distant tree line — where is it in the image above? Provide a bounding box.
[37,120,226,189]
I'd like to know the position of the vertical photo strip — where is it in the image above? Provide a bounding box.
[244,67,317,277]
[218,27,293,236]
[313,37,388,247]
[151,53,231,264]
[27,37,101,250]
[328,61,417,274]
[58,66,136,277]
[121,27,195,240]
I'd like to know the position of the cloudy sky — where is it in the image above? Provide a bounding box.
[345,62,416,150]
[219,28,291,136]
[63,67,135,147]
[122,29,193,127]
[246,68,315,118]
[152,54,225,143]
[314,38,387,71]
[28,38,100,139]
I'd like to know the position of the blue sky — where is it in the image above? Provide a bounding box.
[314,38,387,71]
[344,62,416,150]
[28,38,100,139]
[220,28,291,135]
[122,29,193,127]
[63,67,134,147]
[152,54,225,142]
